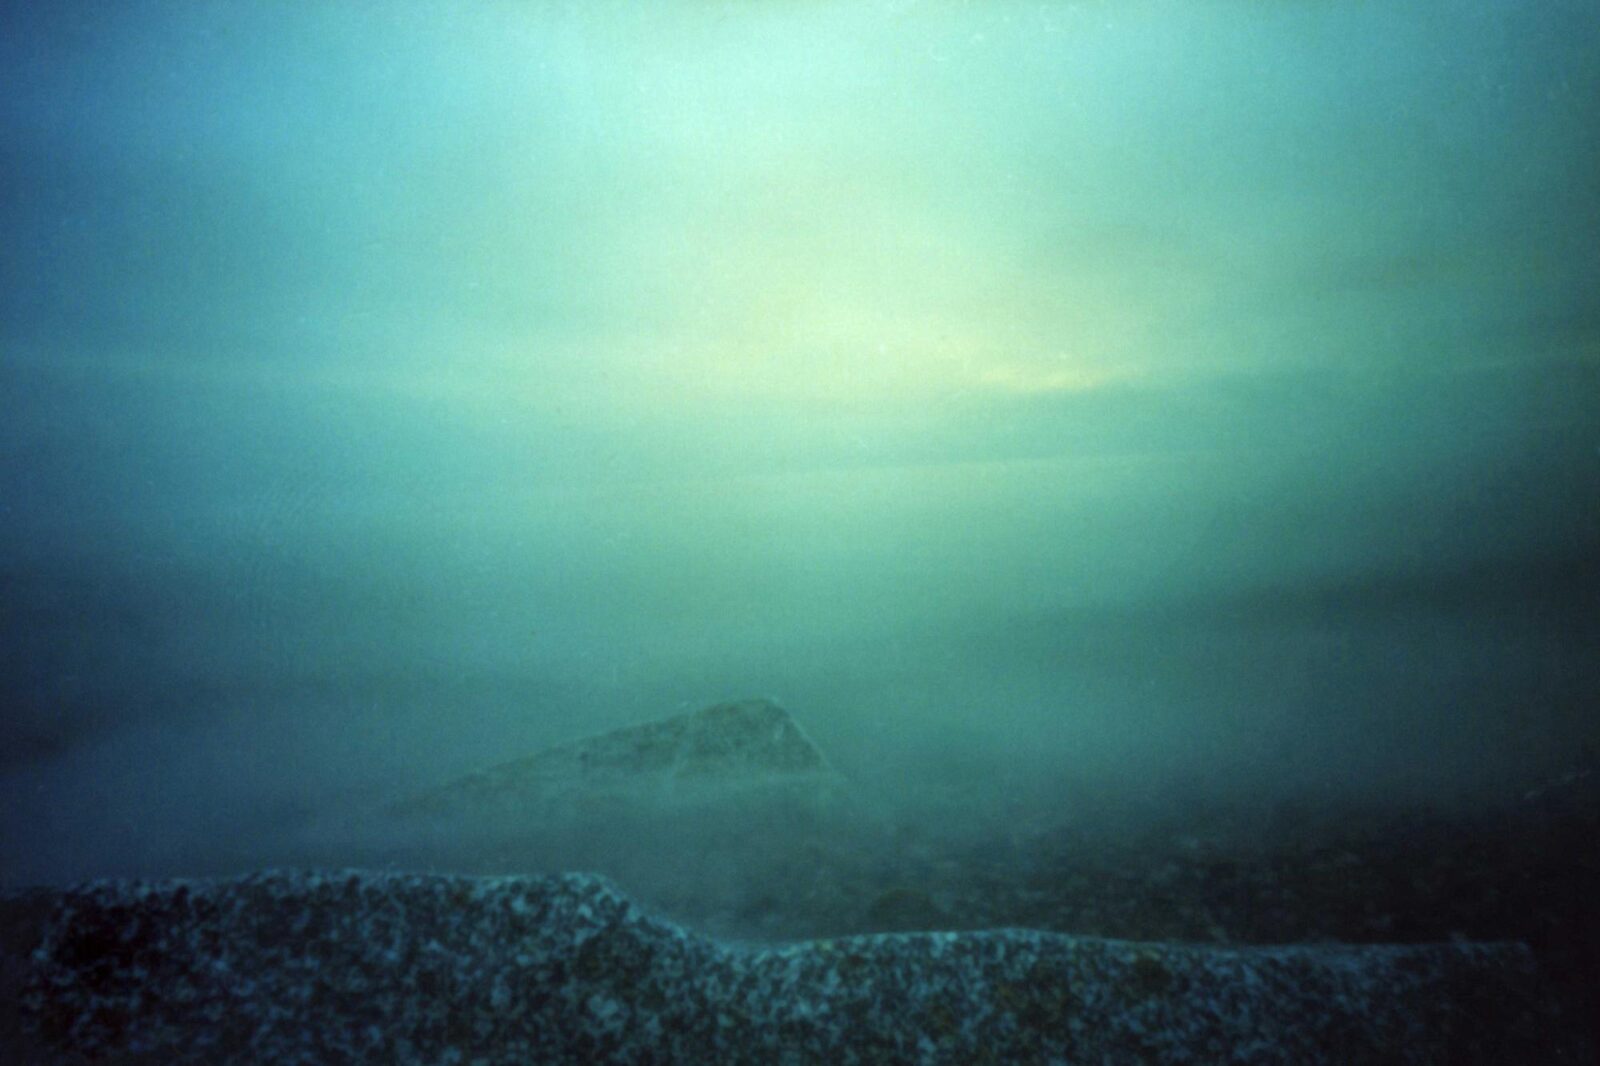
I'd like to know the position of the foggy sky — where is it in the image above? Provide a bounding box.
[3,0,1598,882]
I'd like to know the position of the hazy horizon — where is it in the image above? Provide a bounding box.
[3,0,1598,885]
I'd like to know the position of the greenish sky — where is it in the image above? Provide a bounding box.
[7,1,1595,436]
[2,1,1598,877]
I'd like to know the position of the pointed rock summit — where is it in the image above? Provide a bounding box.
[394,699,836,819]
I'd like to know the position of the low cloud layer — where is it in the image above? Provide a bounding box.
[2,0,1598,883]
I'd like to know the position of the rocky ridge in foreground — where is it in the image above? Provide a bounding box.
[3,869,1584,1064]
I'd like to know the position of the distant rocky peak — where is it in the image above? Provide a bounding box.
[393,698,834,819]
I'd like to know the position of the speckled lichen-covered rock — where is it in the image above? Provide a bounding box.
[10,870,1581,1064]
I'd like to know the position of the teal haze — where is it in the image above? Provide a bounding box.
[2,0,1597,881]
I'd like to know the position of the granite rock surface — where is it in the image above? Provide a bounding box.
[9,869,1583,1064]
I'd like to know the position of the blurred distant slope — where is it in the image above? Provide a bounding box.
[391,698,837,819]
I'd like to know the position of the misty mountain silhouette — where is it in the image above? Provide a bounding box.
[391,698,838,820]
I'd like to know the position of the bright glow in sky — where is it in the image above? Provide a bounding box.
[1,0,1598,877]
